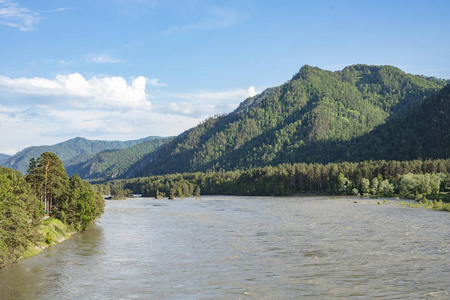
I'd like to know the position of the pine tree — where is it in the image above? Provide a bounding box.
[27,152,69,213]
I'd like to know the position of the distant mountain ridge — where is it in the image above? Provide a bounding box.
[0,154,10,164]
[123,64,449,178]
[0,136,166,174]
[65,137,172,181]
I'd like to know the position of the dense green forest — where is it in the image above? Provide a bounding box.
[0,167,42,268]
[342,83,450,161]
[96,159,450,209]
[0,152,104,268]
[0,136,164,175]
[66,137,172,180]
[124,65,449,178]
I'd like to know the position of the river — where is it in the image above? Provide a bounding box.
[0,196,449,299]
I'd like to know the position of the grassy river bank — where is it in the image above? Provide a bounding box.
[20,218,75,262]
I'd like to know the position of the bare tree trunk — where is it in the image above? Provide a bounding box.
[44,161,49,212]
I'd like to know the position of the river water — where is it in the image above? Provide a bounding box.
[0,196,449,299]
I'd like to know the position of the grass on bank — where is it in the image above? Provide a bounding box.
[352,195,450,212]
[21,218,73,259]
[396,198,450,211]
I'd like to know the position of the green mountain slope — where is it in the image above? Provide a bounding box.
[125,64,448,177]
[343,83,450,161]
[1,136,161,174]
[66,137,172,181]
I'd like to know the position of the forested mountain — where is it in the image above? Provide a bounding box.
[342,83,450,161]
[66,137,172,181]
[1,136,163,174]
[0,154,10,164]
[125,64,449,178]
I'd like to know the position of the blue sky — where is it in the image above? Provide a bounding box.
[0,0,449,154]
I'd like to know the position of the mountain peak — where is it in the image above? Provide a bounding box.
[125,64,449,177]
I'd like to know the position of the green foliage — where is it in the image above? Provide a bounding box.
[370,178,379,196]
[0,167,42,267]
[378,180,395,197]
[396,198,450,211]
[0,153,105,267]
[103,159,450,210]
[397,173,446,198]
[40,218,71,246]
[359,178,370,195]
[344,84,450,161]
[26,152,69,213]
[55,175,105,231]
[45,232,54,245]
[336,172,351,194]
[442,203,450,212]
[110,186,132,200]
[24,152,105,232]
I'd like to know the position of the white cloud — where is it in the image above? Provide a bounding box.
[167,7,238,34]
[0,0,68,31]
[43,108,202,138]
[1,148,17,155]
[146,78,166,87]
[88,55,123,64]
[0,0,41,31]
[59,59,73,66]
[155,86,259,117]
[167,102,217,116]
[40,8,72,13]
[248,86,256,97]
[171,86,258,102]
[0,73,151,110]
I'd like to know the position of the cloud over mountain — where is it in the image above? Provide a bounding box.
[155,86,260,117]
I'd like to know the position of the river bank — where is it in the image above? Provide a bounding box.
[18,218,75,265]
